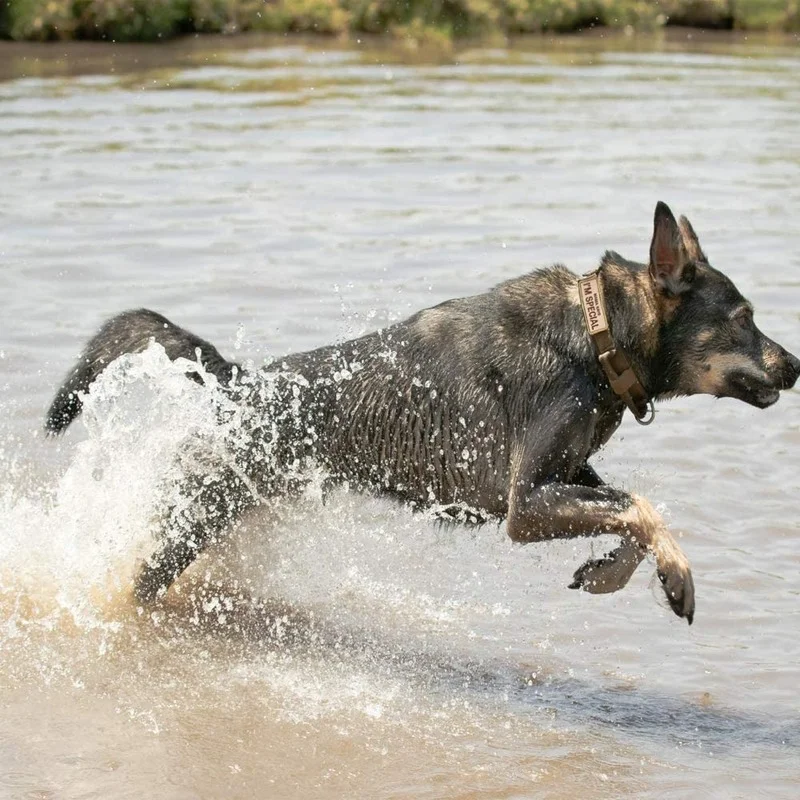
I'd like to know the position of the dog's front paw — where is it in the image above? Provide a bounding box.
[655,547,695,625]
[569,542,646,594]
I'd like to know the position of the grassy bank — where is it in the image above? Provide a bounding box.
[1,0,797,42]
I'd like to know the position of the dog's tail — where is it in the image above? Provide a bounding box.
[45,309,238,435]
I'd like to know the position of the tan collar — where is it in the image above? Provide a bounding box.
[577,271,655,425]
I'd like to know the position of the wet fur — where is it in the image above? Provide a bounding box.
[46,204,800,625]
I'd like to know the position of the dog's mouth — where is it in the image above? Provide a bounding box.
[729,373,781,409]
[750,387,781,409]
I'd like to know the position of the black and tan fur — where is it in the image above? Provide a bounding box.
[46,203,800,624]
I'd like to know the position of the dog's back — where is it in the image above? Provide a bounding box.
[46,266,601,517]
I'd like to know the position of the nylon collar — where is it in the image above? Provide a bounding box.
[577,271,655,425]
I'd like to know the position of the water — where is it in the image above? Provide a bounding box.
[1,31,799,799]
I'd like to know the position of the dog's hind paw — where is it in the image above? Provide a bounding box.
[569,542,646,594]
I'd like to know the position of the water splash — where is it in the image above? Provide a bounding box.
[0,345,231,632]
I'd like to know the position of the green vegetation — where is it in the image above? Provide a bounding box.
[1,0,797,41]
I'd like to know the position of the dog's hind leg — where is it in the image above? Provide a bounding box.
[134,464,257,605]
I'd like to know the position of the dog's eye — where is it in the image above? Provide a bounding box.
[734,310,753,330]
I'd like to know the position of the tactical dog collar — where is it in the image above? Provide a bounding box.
[577,271,655,425]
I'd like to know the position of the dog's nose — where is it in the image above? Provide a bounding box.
[783,350,800,389]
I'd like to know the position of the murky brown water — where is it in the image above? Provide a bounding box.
[1,31,799,799]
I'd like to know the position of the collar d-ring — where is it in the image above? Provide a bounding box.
[635,398,656,426]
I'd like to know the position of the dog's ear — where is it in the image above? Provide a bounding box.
[649,201,694,295]
[678,215,707,264]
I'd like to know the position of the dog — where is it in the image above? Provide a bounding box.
[46,202,800,624]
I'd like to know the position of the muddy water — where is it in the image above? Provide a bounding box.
[1,32,799,799]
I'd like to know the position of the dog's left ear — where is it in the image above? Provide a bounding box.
[649,201,695,295]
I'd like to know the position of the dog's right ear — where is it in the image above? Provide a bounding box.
[649,201,694,295]
[678,215,708,264]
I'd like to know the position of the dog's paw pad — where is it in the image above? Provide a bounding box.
[571,544,645,595]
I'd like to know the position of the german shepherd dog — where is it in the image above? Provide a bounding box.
[46,203,800,625]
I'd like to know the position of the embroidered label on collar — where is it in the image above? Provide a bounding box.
[578,273,609,335]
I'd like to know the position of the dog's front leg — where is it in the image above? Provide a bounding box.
[571,462,605,488]
[568,463,645,594]
[507,482,694,624]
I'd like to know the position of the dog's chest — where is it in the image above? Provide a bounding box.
[589,405,625,454]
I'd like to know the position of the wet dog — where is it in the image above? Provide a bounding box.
[46,202,800,624]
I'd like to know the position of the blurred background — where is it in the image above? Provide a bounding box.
[1,14,799,800]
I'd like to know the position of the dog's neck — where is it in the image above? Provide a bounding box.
[597,254,667,400]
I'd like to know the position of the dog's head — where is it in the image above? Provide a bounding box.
[647,201,799,408]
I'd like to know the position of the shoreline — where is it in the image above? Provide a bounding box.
[1,27,799,81]
[1,0,798,46]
